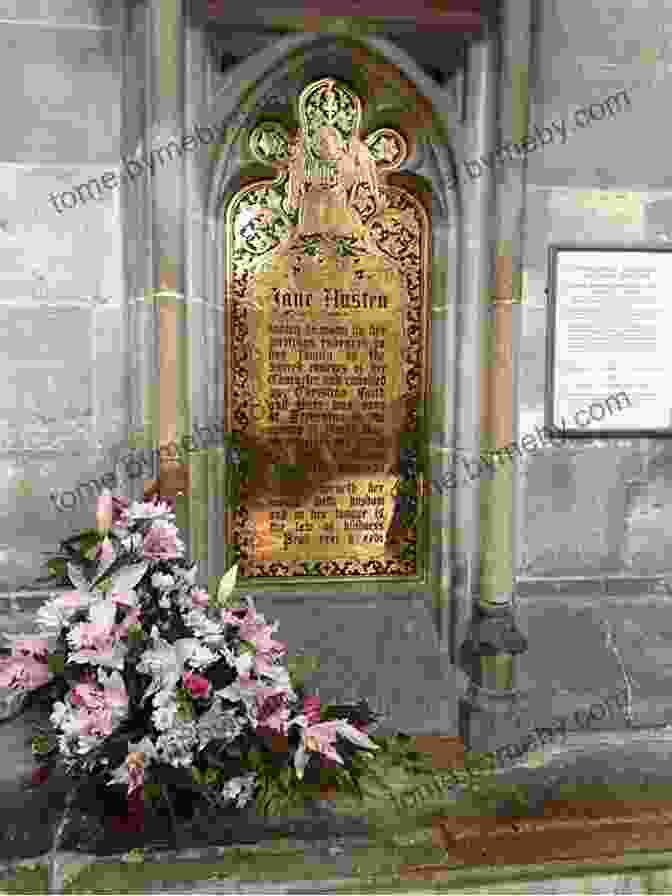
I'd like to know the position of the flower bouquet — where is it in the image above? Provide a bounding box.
[0,491,386,842]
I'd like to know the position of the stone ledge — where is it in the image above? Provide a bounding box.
[38,837,371,893]
[516,575,667,597]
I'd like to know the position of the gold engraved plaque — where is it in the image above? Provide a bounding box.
[225,78,430,579]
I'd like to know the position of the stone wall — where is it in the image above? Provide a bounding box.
[0,2,126,593]
[517,0,672,579]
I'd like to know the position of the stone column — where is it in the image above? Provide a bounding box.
[446,16,497,671]
[123,0,190,527]
[459,0,531,753]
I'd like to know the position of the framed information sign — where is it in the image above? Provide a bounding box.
[224,79,431,581]
[546,243,672,438]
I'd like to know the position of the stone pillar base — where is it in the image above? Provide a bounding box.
[459,685,529,755]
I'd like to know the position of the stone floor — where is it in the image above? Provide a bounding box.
[5,723,672,891]
[495,726,672,799]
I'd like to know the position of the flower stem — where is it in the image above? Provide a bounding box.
[48,779,83,894]
[160,783,181,850]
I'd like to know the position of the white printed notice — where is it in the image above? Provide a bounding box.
[552,249,672,432]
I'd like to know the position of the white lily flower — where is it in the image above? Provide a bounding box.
[68,643,128,670]
[128,500,174,521]
[35,580,97,634]
[182,609,226,643]
[138,637,215,704]
[50,701,69,729]
[155,721,197,767]
[152,699,180,732]
[196,703,244,748]
[175,565,198,587]
[234,651,255,679]
[106,562,149,594]
[152,573,175,591]
[215,677,263,724]
[221,773,256,808]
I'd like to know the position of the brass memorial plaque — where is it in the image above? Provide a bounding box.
[225,78,430,579]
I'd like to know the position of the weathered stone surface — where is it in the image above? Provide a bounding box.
[526,0,665,189]
[510,593,672,731]
[516,184,672,581]
[624,469,672,574]
[0,25,121,163]
[250,595,465,735]
[0,707,40,785]
[0,166,122,302]
[645,196,672,241]
[0,0,122,26]
[0,689,28,723]
[519,441,644,577]
[513,600,627,735]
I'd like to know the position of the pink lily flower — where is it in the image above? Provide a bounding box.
[182,671,211,699]
[111,496,131,529]
[303,696,321,724]
[69,671,128,734]
[190,588,210,609]
[11,637,51,659]
[237,611,286,657]
[0,654,52,691]
[80,706,115,737]
[111,590,138,609]
[258,702,291,734]
[0,634,55,689]
[142,521,184,561]
[253,651,281,678]
[72,622,116,652]
[294,720,344,778]
[61,590,90,610]
[257,687,292,734]
[96,490,114,536]
[292,717,380,780]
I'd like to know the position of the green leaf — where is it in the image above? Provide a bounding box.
[143,782,162,801]
[47,653,66,676]
[31,734,50,755]
[286,653,321,689]
[204,768,219,787]
[126,624,144,644]
[177,704,194,722]
[45,558,67,579]
[216,564,239,605]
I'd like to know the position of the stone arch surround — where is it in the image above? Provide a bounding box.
[181,34,472,732]
[119,14,500,733]
[192,33,464,592]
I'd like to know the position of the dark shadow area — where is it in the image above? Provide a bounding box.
[0,761,371,861]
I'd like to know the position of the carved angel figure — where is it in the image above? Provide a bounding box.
[286,125,384,239]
